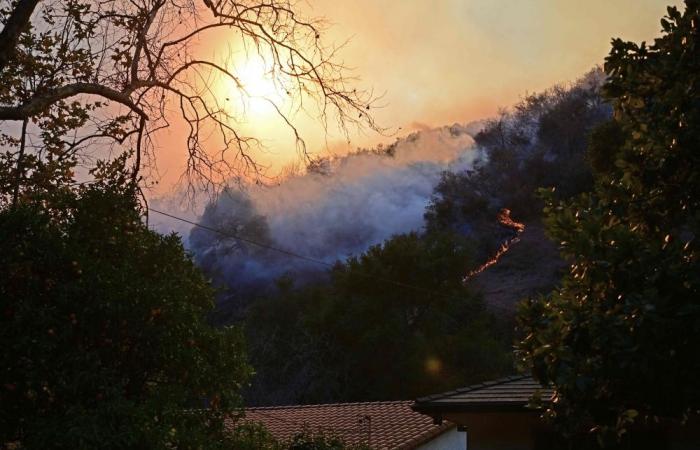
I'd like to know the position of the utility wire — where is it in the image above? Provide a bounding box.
[151,207,443,297]
[150,207,333,268]
[148,207,517,314]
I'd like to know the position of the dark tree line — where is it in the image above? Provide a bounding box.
[0,167,251,449]
[244,231,513,405]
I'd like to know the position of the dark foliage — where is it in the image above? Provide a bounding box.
[425,68,612,246]
[517,0,700,443]
[0,180,251,449]
[245,232,513,405]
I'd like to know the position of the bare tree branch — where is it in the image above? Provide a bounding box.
[0,0,382,200]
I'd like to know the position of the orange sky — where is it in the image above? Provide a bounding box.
[154,0,680,191]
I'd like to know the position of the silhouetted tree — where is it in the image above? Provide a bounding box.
[246,231,512,405]
[518,1,700,443]
[0,170,251,449]
[0,0,379,202]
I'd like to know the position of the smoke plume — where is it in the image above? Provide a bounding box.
[155,123,483,295]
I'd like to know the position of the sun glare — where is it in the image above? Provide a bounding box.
[222,56,288,119]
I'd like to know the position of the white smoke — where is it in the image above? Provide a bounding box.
[154,122,484,293]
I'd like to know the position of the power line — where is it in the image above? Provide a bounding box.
[150,207,444,297]
[148,207,517,314]
[150,207,333,269]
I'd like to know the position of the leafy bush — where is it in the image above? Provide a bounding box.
[0,182,251,449]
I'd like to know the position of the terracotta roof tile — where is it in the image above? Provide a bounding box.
[236,401,454,449]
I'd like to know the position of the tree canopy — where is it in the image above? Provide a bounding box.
[245,231,513,405]
[517,1,700,442]
[0,175,251,449]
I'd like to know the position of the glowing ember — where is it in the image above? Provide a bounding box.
[464,209,525,282]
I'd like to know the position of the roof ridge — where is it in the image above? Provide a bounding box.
[245,399,413,411]
[414,374,530,403]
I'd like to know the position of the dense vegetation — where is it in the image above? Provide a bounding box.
[518,1,700,443]
[0,173,252,448]
[241,67,616,407]
[245,231,512,405]
[425,69,611,254]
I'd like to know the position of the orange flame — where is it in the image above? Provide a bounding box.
[464,209,525,282]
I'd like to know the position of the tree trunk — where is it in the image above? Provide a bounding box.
[11,118,29,207]
[0,0,41,72]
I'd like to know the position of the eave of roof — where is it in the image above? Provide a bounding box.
[412,375,553,416]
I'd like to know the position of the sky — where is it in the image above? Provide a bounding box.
[154,0,680,191]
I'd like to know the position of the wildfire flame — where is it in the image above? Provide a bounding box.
[464,208,525,282]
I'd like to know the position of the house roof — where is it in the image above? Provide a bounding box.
[412,375,554,415]
[239,400,455,449]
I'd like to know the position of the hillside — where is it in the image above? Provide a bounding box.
[467,221,566,311]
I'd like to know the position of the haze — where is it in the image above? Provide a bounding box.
[154,0,679,191]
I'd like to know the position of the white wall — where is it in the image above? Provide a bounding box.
[416,427,466,450]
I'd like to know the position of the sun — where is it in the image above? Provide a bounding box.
[221,56,288,119]
[238,58,280,99]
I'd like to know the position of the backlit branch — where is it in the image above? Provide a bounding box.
[0,0,382,199]
[0,82,147,120]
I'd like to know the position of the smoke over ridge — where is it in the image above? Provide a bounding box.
[154,123,484,293]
